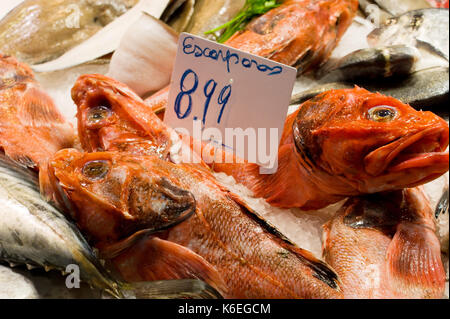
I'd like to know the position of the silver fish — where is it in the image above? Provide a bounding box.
[368,9,450,61]
[293,67,449,113]
[0,153,122,297]
[162,0,196,33]
[317,45,419,82]
[362,67,449,112]
[0,0,139,65]
[0,154,222,299]
[163,0,246,39]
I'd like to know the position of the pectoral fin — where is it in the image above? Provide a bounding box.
[108,236,227,296]
[386,222,446,299]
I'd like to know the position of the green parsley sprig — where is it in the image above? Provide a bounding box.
[205,0,281,43]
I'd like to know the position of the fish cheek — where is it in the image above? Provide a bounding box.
[316,133,364,174]
[126,177,196,232]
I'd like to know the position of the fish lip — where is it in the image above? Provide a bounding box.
[364,126,449,176]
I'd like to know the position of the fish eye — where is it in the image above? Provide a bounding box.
[87,105,112,124]
[368,106,397,122]
[82,160,110,180]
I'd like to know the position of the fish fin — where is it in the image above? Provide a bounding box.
[18,87,65,126]
[287,244,341,291]
[0,152,39,185]
[122,279,223,299]
[110,236,227,295]
[99,229,161,259]
[386,222,446,299]
[1,87,74,169]
[38,166,55,202]
[0,147,38,170]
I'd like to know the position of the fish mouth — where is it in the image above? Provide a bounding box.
[364,127,449,176]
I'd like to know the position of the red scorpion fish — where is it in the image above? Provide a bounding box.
[323,187,446,299]
[48,74,344,299]
[226,0,358,72]
[208,87,449,210]
[0,54,75,198]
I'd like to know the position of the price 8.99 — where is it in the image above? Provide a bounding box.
[174,69,232,125]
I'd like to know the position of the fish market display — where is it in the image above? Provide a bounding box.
[316,45,419,82]
[0,53,223,299]
[0,0,448,300]
[368,8,450,61]
[49,74,345,299]
[225,0,358,73]
[0,0,139,65]
[31,0,171,72]
[206,87,449,209]
[50,149,342,298]
[323,187,446,299]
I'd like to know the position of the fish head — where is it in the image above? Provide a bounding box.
[72,74,172,158]
[322,0,359,39]
[0,54,34,89]
[293,87,449,193]
[48,149,195,244]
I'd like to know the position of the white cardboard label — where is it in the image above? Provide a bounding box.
[165,33,296,172]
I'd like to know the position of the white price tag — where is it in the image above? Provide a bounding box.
[165,33,296,171]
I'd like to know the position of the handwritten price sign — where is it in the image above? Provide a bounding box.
[165,33,296,170]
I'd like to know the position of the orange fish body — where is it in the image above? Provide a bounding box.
[51,74,344,298]
[226,0,358,72]
[322,187,446,299]
[0,54,75,198]
[210,88,449,210]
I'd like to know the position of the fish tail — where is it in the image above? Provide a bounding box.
[386,222,446,299]
[107,236,228,296]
